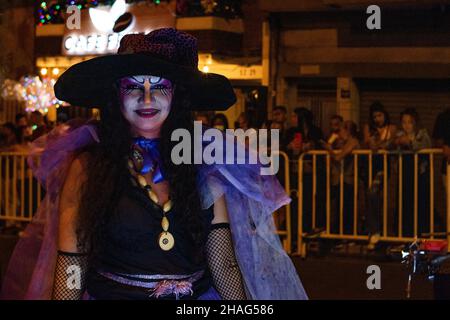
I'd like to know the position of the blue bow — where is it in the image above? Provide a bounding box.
[132,137,165,184]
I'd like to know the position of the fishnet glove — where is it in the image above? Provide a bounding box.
[206,223,247,300]
[52,251,88,300]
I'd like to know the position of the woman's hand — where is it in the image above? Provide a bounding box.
[302,141,313,152]
[320,140,332,152]
[395,134,411,146]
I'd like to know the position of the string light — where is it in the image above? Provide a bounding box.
[1,80,22,100]
[12,76,63,114]
[37,1,169,25]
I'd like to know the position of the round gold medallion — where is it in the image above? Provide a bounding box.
[158,231,175,251]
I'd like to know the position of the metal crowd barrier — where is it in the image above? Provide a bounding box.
[0,152,42,223]
[0,99,26,124]
[0,149,297,254]
[1,149,448,260]
[272,151,292,253]
[296,149,449,257]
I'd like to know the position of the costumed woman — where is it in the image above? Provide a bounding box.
[1,28,307,300]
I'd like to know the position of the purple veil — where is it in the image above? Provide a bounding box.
[1,119,99,299]
[196,129,307,299]
[1,120,307,300]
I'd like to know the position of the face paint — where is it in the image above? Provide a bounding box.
[119,75,174,138]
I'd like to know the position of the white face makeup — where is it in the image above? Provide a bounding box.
[118,75,174,138]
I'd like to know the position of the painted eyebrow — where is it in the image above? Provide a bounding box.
[130,76,163,84]
[130,76,144,84]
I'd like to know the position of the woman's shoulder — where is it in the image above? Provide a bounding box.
[417,128,429,135]
[349,137,360,148]
[69,147,97,178]
[416,128,431,141]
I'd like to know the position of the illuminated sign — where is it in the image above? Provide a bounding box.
[89,0,128,32]
[62,1,176,56]
[64,33,124,54]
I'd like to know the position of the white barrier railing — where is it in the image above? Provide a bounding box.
[296,149,449,256]
[268,151,292,253]
[0,152,42,223]
[1,150,448,258]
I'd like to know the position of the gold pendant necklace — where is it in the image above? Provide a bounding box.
[128,156,175,251]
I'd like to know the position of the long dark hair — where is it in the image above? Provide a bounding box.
[211,113,229,130]
[369,101,390,133]
[293,107,313,137]
[76,83,205,258]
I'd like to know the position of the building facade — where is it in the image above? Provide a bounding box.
[34,0,265,126]
[261,0,450,134]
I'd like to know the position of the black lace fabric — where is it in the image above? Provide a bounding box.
[205,223,247,300]
[52,251,88,300]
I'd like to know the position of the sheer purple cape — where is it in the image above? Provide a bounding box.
[0,120,307,300]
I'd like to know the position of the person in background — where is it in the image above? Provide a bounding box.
[261,119,283,138]
[285,107,325,239]
[211,113,229,131]
[0,122,19,151]
[327,114,344,149]
[56,112,69,125]
[260,120,283,153]
[270,121,283,131]
[29,111,50,141]
[363,102,397,248]
[271,106,288,150]
[272,105,287,127]
[432,107,450,191]
[15,113,28,128]
[285,107,324,158]
[234,111,259,151]
[15,113,33,144]
[12,125,33,153]
[322,121,360,234]
[443,127,450,188]
[394,108,432,236]
[444,130,450,163]
[236,111,258,131]
[363,101,397,150]
[266,107,289,232]
[433,109,450,300]
[194,112,210,127]
[394,107,431,151]
[262,106,287,130]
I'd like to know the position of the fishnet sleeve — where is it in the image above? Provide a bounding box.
[205,223,247,300]
[52,251,88,300]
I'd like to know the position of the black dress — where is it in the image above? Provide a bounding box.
[86,171,214,300]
